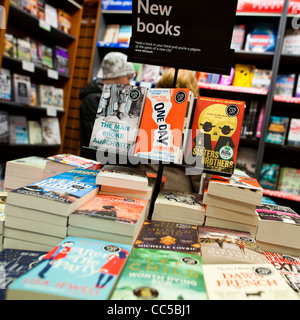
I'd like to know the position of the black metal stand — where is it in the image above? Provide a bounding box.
[148,68,179,219]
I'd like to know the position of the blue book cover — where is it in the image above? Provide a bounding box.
[265,116,289,145]
[0,249,46,300]
[11,169,99,204]
[7,236,132,300]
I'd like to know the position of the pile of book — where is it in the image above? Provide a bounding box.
[203,173,263,236]
[3,168,99,251]
[68,165,150,245]
[0,192,6,251]
[152,190,205,225]
[255,203,300,257]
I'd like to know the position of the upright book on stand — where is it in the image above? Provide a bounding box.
[133,88,194,164]
[186,96,245,175]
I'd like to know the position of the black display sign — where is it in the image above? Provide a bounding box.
[128,0,238,74]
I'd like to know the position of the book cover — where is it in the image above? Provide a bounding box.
[41,45,53,69]
[117,25,132,44]
[287,118,300,147]
[103,24,120,43]
[134,88,193,164]
[16,38,31,62]
[9,115,29,144]
[218,68,234,85]
[236,146,257,177]
[265,116,289,145]
[29,39,42,67]
[53,46,69,75]
[251,69,272,89]
[275,74,295,97]
[282,28,300,55]
[277,167,300,195]
[232,64,256,87]
[41,117,61,145]
[209,174,263,191]
[244,23,277,52]
[110,248,207,300]
[0,69,11,101]
[53,87,64,109]
[187,96,245,175]
[47,154,100,170]
[3,34,16,58]
[258,163,280,190]
[70,194,148,226]
[44,3,58,29]
[263,251,300,294]
[0,111,9,143]
[13,73,31,104]
[6,237,132,300]
[56,168,99,185]
[203,264,298,300]
[231,24,246,51]
[37,85,54,107]
[0,249,46,300]
[9,170,99,206]
[134,220,200,253]
[89,84,147,154]
[57,9,71,34]
[198,226,266,264]
[30,84,37,106]
[28,120,43,144]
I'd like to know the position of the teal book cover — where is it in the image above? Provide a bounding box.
[110,248,207,300]
[7,236,132,300]
[57,168,99,185]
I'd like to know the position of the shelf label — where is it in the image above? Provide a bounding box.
[39,19,51,32]
[22,61,35,73]
[46,107,57,117]
[47,69,59,80]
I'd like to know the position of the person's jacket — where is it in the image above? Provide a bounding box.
[79,78,104,157]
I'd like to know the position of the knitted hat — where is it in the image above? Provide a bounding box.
[98,52,134,79]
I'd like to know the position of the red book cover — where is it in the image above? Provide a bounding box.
[187,96,245,175]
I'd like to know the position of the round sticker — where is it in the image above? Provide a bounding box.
[226,104,239,117]
[175,90,187,103]
[219,145,234,160]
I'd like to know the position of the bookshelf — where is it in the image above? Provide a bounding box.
[0,0,82,163]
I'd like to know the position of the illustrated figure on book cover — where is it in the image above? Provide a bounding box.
[95,248,129,289]
[38,240,74,278]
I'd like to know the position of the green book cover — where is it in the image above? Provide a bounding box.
[110,248,207,300]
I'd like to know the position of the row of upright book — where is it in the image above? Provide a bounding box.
[0,69,64,109]
[88,84,246,177]
[0,113,61,145]
[4,34,69,75]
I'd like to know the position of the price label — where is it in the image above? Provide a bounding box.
[39,19,51,31]
[22,61,35,73]
[47,69,59,80]
[46,107,57,117]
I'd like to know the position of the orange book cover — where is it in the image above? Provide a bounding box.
[72,194,148,224]
[186,96,245,175]
[209,174,263,190]
[134,88,192,164]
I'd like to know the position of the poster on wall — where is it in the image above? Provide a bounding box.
[128,0,238,74]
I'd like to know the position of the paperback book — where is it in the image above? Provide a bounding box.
[0,249,46,300]
[277,167,300,194]
[203,263,298,300]
[134,88,194,164]
[232,64,255,87]
[110,248,207,300]
[6,170,99,216]
[6,236,132,300]
[265,116,289,145]
[275,74,295,97]
[9,116,29,144]
[28,120,43,144]
[282,29,300,55]
[89,84,147,154]
[287,118,300,147]
[13,73,31,104]
[258,163,280,190]
[198,225,266,264]
[0,111,9,143]
[134,220,200,253]
[0,68,11,101]
[68,194,148,238]
[186,96,245,175]
[47,154,101,170]
[41,117,61,145]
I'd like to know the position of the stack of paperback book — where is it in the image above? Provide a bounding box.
[43,154,101,179]
[6,236,132,300]
[67,193,149,245]
[0,192,7,251]
[97,165,152,200]
[4,156,48,191]
[203,173,263,236]
[3,169,99,251]
[152,190,205,225]
[255,203,300,257]
[110,220,207,300]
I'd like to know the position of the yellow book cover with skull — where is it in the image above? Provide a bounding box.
[187,96,245,175]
